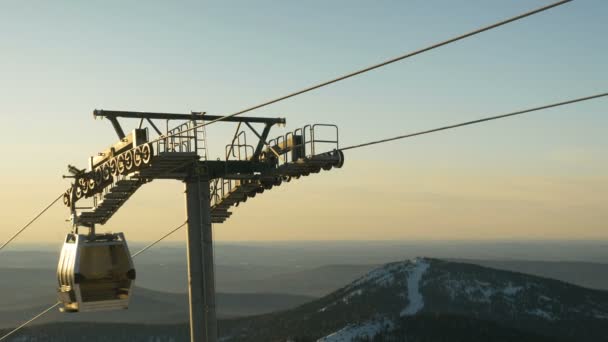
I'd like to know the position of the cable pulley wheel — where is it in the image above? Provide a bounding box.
[109,158,118,176]
[88,178,96,191]
[117,154,126,174]
[63,192,71,207]
[124,150,134,172]
[78,178,89,195]
[94,169,103,185]
[133,146,143,167]
[140,144,152,165]
[102,165,111,181]
[75,186,83,199]
[334,150,345,168]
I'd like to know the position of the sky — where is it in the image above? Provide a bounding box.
[0,0,606,245]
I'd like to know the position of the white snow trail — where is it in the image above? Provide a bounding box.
[401,258,430,316]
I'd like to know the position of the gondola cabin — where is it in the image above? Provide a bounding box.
[57,232,136,312]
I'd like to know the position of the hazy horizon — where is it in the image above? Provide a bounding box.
[5,239,608,265]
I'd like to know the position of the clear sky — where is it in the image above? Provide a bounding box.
[0,0,606,244]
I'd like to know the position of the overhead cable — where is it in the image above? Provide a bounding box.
[131,221,187,258]
[340,92,608,151]
[149,0,572,144]
[0,193,63,253]
[0,303,60,342]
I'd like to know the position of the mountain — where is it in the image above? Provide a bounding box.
[451,258,608,291]
[219,259,608,296]
[219,258,608,341]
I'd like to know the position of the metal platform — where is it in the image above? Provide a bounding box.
[77,152,201,225]
[209,124,344,223]
[137,152,200,179]
[78,176,144,225]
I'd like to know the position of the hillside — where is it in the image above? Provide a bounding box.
[0,286,313,329]
[221,258,608,341]
[452,258,608,291]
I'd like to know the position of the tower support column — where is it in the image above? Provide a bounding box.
[184,173,217,342]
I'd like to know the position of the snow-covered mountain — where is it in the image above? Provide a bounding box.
[221,258,608,342]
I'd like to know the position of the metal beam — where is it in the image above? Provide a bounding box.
[245,122,273,161]
[94,109,286,125]
[107,117,126,139]
[146,118,163,136]
[202,160,276,179]
[184,174,217,342]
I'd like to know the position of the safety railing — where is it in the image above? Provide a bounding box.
[225,131,254,161]
[267,123,339,165]
[154,121,202,155]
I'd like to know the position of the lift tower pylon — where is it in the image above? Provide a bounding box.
[185,173,217,341]
[63,109,344,342]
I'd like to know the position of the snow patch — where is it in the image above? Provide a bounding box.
[502,283,523,296]
[401,258,430,316]
[319,289,365,312]
[317,318,393,342]
[527,308,556,321]
[351,263,401,287]
[342,289,364,303]
[591,309,608,319]
[444,278,526,303]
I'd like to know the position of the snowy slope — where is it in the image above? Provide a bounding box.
[221,257,608,342]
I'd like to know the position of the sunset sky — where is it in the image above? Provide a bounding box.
[1,0,606,244]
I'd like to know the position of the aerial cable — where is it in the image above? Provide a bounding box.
[147,0,571,145]
[340,92,608,151]
[0,193,63,253]
[131,221,187,258]
[0,302,60,342]
[0,221,188,341]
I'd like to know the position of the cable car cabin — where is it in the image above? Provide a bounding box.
[57,232,136,312]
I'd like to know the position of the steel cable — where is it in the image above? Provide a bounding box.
[0,193,63,253]
[340,92,608,151]
[147,0,572,144]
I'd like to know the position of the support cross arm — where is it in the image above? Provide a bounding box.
[201,160,277,180]
[94,109,286,125]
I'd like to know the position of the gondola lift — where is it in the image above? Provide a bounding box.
[56,227,136,313]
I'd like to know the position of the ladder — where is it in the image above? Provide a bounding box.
[193,120,208,161]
